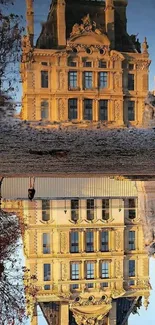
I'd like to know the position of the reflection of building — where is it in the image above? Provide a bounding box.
[2,177,150,325]
[20,0,150,127]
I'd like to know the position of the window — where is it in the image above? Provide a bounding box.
[86,231,94,252]
[44,264,51,281]
[70,231,79,253]
[100,231,109,252]
[71,263,79,280]
[100,282,108,288]
[41,70,48,88]
[42,200,50,221]
[129,260,135,277]
[87,199,94,220]
[128,74,134,90]
[99,60,107,68]
[129,63,134,70]
[102,199,109,220]
[86,262,94,287]
[129,231,135,250]
[128,101,135,121]
[68,71,77,89]
[43,233,50,254]
[84,61,92,67]
[128,198,136,219]
[41,62,48,66]
[101,262,109,278]
[99,100,108,121]
[69,61,77,67]
[84,99,93,120]
[84,72,93,89]
[99,72,108,88]
[71,199,79,221]
[68,99,77,119]
[41,100,49,120]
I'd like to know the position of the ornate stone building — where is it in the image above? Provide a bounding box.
[2,177,151,324]
[20,0,151,127]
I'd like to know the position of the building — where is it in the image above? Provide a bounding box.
[2,177,151,324]
[20,0,151,127]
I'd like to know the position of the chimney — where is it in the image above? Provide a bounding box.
[57,0,66,47]
[105,0,115,49]
[114,0,128,33]
[26,0,34,47]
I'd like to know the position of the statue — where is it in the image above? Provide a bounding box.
[143,92,155,127]
[142,37,149,54]
[70,14,102,37]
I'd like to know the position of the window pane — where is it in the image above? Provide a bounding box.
[99,100,108,121]
[69,61,77,67]
[43,233,50,254]
[87,199,94,220]
[84,99,93,120]
[41,71,48,88]
[44,264,51,281]
[84,61,92,67]
[102,199,109,220]
[128,198,136,219]
[68,71,77,89]
[42,200,50,221]
[99,72,108,88]
[70,231,79,253]
[99,60,107,68]
[71,263,79,280]
[100,282,108,288]
[86,231,94,252]
[101,262,109,278]
[129,231,135,250]
[129,260,135,277]
[86,262,94,279]
[68,99,77,119]
[101,231,109,252]
[84,72,92,89]
[71,199,79,221]
[128,101,135,121]
[41,100,49,120]
[128,74,134,90]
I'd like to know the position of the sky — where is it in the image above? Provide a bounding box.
[9,0,155,324]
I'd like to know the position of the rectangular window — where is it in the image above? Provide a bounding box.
[129,260,135,277]
[86,262,94,279]
[86,231,94,252]
[41,70,48,88]
[128,198,136,219]
[43,233,50,254]
[84,99,93,120]
[71,199,79,221]
[129,63,134,70]
[100,231,109,252]
[87,199,94,220]
[128,74,135,90]
[99,72,108,88]
[68,71,77,89]
[101,262,109,279]
[68,99,77,119]
[84,61,92,67]
[71,263,79,280]
[84,72,93,89]
[99,100,108,121]
[99,60,107,68]
[44,264,51,281]
[70,231,79,253]
[41,62,48,66]
[128,101,135,121]
[42,200,50,221]
[100,282,108,288]
[41,100,49,120]
[129,231,135,250]
[69,61,77,67]
[102,199,109,220]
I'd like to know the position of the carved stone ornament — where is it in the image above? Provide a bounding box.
[70,296,111,308]
[60,232,68,253]
[115,231,122,250]
[61,262,68,281]
[70,14,102,38]
[114,72,120,89]
[58,98,66,120]
[110,50,124,62]
[136,60,151,70]
[59,70,65,89]
[114,101,120,120]
[21,35,35,63]
[71,309,110,325]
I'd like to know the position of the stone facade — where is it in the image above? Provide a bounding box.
[2,177,151,324]
[20,0,151,127]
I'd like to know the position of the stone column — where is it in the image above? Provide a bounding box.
[57,0,66,47]
[79,98,83,121]
[59,302,69,325]
[109,301,117,325]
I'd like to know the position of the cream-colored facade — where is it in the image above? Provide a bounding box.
[20,0,151,127]
[2,177,150,325]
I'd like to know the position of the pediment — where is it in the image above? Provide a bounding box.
[67,32,110,47]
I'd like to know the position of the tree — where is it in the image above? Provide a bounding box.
[0,0,24,118]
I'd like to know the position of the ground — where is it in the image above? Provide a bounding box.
[1,118,155,177]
